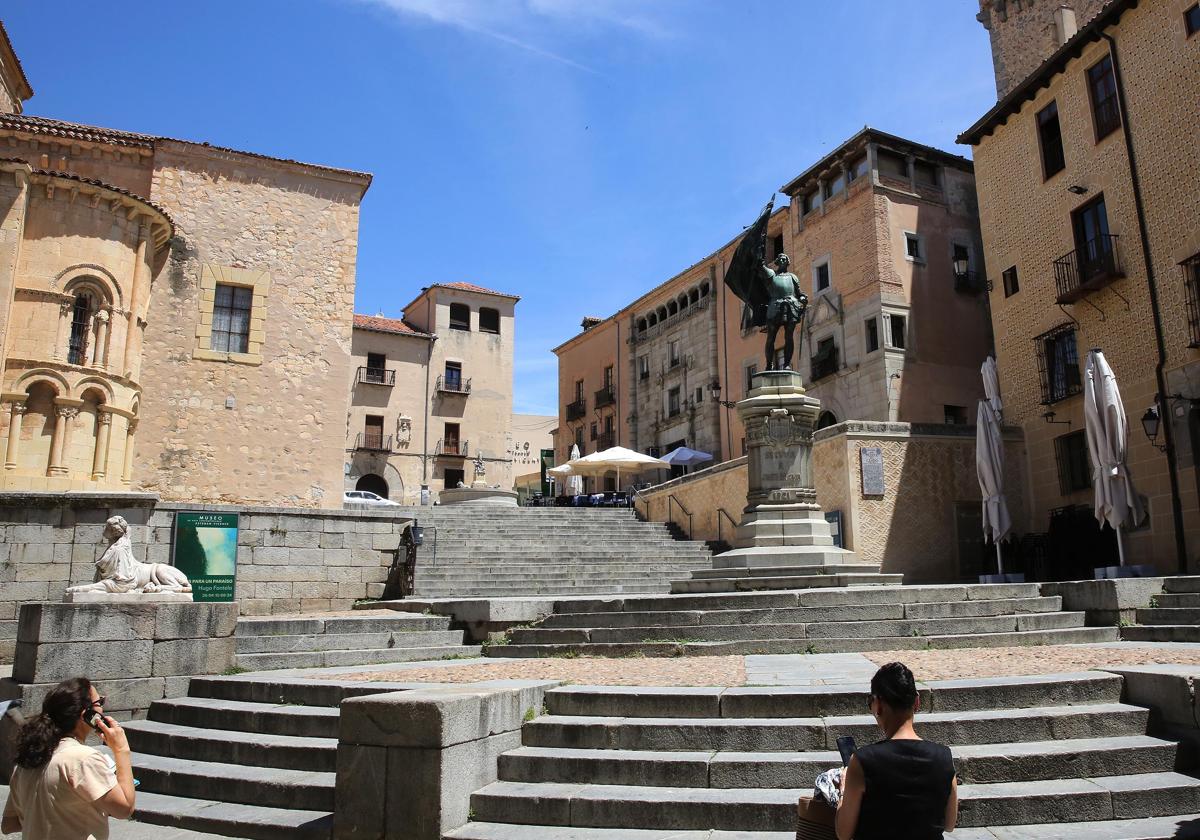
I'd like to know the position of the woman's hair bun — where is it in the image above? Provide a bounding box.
[870,661,918,710]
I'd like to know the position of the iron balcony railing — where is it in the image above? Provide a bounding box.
[566,399,586,422]
[597,431,615,450]
[435,438,469,457]
[355,433,392,452]
[1184,255,1200,348]
[1054,234,1123,304]
[811,346,840,382]
[594,387,615,408]
[356,366,395,386]
[436,374,472,394]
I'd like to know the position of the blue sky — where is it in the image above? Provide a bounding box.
[4,1,997,415]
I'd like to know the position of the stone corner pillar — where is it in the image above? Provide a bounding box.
[714,369,862,570]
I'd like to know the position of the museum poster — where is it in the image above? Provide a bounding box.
[172,512,239,602]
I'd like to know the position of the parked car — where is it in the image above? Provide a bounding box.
[343,490,400,507]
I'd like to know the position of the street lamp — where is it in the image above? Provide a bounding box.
[952,255,970,279]
[709,379,739,409]
[1142,404,1167,453]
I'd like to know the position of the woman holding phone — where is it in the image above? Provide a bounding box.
[835,662,957,840]
[2,677,135,839]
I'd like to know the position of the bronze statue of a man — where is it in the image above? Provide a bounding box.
[723,198,809,371]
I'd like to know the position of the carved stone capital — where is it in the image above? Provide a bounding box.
[56,406,79,420]
[97,412,114,426]
[9,402,28,416]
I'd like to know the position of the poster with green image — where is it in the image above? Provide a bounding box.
[172,512,239,602]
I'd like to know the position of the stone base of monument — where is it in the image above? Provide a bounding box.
[63,590,194,604]
[0,599,238,776]
[438,487,519,506]
[672,370,901,594]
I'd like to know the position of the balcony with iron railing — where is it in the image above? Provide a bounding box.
[435,438,469,458]
[436,374,472,395]
[1054,234,1123,304]
[1184,255,1200,348]
[597,430,615,450]
[810,346,840,382]
[356,366,395,386]
[566,399,586,422]
[355,432,392,452]
[594,386,615,408]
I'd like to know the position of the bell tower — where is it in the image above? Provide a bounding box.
[977,0,1109,98]
[0,22,32,114]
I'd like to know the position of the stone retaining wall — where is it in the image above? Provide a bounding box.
[0,491,414,662]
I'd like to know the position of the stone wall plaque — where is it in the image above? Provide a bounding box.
[859,447,885,496]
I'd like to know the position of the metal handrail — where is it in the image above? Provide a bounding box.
[357,366,395,385]
[594,387,615,408]
[668,494,693,541]
[716,508,738,547]
[435,438,469,457]
[436,374,472,394]
[566,399,586,421]
[355,433,392,452]
[1053,234,1122,303]
[597,431,616,450]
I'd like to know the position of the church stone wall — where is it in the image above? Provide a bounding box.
[134,144,365,507]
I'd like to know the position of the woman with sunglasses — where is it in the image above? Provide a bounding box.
[835,662,958,840]
[2,677,135,839]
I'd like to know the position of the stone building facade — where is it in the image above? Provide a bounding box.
[346,282,532,502]
[553,129,993,476]
[0,23,372,506]
[960,0,1200,572]
[978,0,1111,97]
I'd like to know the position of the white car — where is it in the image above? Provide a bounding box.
[343,490,400,507]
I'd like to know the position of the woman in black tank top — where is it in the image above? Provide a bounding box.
[835,662,958,840]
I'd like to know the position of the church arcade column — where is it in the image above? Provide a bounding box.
[48,403,79,476]
[4,400,27,469]
[121,418,138,485]
[91,410,113,481]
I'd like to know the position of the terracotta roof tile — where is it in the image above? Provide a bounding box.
[353,313,431,337]
[0,21,33,101]
[439,281,519,298]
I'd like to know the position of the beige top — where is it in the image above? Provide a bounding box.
[4,737,117,840]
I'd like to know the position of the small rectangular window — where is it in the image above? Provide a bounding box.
[638,355,649,380]
[943,405,967,425]
[913,160,938,186]
[449,302,471,331]
[479,307,500,334]
[828,172,846,196]
[1087,54,1121,140]
[850,154,869,181]
[668,387,681,417]
[1003,266,1020,297]
[1054,430,1091,494]
[1037,101,1066,178]
[574,380,584,402]
[889,314,907,349]
[1187,3,1200,36]
[865,318,879,353]
[904,234,923,262]
[590,422,597,441]
[211,284,253,353]
[668,340,681,368]
[771,234,785,260]
[814,261,831,292]
[877,149,909,179]
[802,188,822,214]
[574,426,584,447]
[694,387,704,404]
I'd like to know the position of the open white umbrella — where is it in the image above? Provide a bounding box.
[976,400,1012,576]
[1083,349,1146,566]
[977,356,1011,577]
[567,446,669,490]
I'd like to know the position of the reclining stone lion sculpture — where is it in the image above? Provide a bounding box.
[66,515,192,595]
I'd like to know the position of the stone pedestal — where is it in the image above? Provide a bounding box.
[669,371,901,593]
[438,487,518,506]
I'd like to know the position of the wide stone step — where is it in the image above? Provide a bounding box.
[131,789,331,840]
[498,735,1176,787]
[521,704,1148,751]
[124,718,337,771]
[538,596,1065,629]
[490,626,1120,657]
[235,629,463,653]
[469,772,1200,830]
[130,751,334,811]
[670,573,904,593]
[1135,608,1200,626]
[186,675,399,707]
[543,673,1122,718]
[234,643,481,671]
[1164,577,1200,594]
[235,614,450,636]
[149,696,340,738]
[688,564,882,579]
[1122,626,1200,643]
[1152,593,1200,608]
[418,586,675,597]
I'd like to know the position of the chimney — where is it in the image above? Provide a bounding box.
[1054,4,1079,45]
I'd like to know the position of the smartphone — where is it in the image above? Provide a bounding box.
[83,709,106,731]
[836,735,857,766]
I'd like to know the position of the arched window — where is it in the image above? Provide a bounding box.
[657,306,667,321]
[449,303,470,331]
[648,313,658,327]
[689,289,699,305]
[817,410,838,430]
[68,293,93,365]
[677,294,688,310]
[667,301,678,317]
[700,281,710,297]
[637,318,647,333]
[479,307,500,334]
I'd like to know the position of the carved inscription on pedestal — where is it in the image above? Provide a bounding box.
[860,446,885,496]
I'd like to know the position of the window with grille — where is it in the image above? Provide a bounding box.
[1037,101,1066,178]
[1087,54,1121,140]
[904,233,923,262]
[1054,430,1091,494]
[211,284,252,353]
[1035,323,1083,403]
[1003,266,1020,297]
[68,293,92,365]
[1184,253,1200,347]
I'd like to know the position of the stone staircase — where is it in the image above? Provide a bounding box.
[405,507,714,598]
[672,562,902,593]
[488,583,1119,657]
[1124,577,1200,643]
[448,673,1200,839]
[234,613,479,671]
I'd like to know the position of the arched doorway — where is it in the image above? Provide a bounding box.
[356,473,389,498]
[817,410,838,430]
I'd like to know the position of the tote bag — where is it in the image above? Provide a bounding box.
[796,796,837,840]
